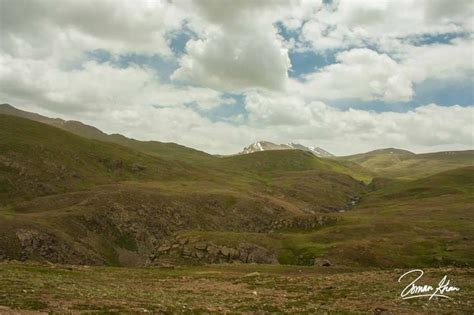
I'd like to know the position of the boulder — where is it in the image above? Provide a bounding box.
[314,258,332,267]
[219,246,231,257]
[194,242,207,250]
[182,245,193,257]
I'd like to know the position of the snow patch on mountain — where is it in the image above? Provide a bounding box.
[240,141,334,157]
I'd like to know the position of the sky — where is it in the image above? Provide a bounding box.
[0,0,473,155]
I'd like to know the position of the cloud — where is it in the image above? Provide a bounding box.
[171,0,291,91]
[0,0,184,58]
[295,49,413,102]
[298,0,473,52]
[0,55,231,114]
[400,37,474,83]
[1,47,472,155]
[245,91,312,126]
[242,92,473,154]
[289,37,473,103]
[97,101,474,156]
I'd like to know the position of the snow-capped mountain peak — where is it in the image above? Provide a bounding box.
[310,146,333,157]
[240,141,334,157]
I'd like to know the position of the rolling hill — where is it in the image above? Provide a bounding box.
[171,167,474,268]
[0,104,214,164]
[0,114,201,203]
[339,148,473,179]
[0,113,369,266]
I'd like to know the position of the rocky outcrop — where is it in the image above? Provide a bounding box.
[150,237,277,265]
[15,229,98,265]
[268,215,338,231]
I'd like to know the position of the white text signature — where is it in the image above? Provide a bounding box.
[398,269,460,300]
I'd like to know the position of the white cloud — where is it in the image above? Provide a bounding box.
[245,91,312,126]
[171,0,291,91]
[0,0,183,59]
[0,55,231,114]
[91,101,474,156]
[400,37,474,83]
[295,48,414,102]
[2,51,472,155]
[171,31,290,91]
[289,37,473,103]
[298,0,474,52]
[242,91,473,155]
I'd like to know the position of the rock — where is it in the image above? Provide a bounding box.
[228,248,240,259]
[157,245,171,252]
[194,242,207,250]
[374,307,389,314]
[219,246,231,257]
[182,245,193,257]
[195,251,205,259]
[243,272,260,278]
[314,258,332,267]
[207,245,220,256]
[131,163,146,172]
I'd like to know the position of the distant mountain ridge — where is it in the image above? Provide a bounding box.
[338,147,474,179]
[240,141,333,157]
[0,103,214,163]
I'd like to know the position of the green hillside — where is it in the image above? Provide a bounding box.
[339,148,473,179]
[0,104,214,164]
[0,114,204,202]
[315,166,474,267]
[214,150,372,183]
[0,114,369,266]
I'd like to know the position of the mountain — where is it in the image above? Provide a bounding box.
[0,113,369,266]
[0,104,214,164]
[0,106,472,272]
[339,147,474,179]
[240,141,333,157]
[0,114,200,203]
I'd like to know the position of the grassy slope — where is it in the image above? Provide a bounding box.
[339,148,473,179]
[106,133,215,164]
[0,114,369,266]
[213,150,372,183]
[314,167,474,267]
[0,114,201,202]
[0,103,214,164]
[0,114,368,207]
[178,167,474,268]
